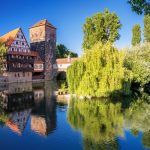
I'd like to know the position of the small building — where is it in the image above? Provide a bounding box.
[54,57,78,71]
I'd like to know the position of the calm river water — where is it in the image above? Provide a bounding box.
[0,82,149,150]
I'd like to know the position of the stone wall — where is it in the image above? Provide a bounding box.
[30,24,56,80]
[4,72,32,83]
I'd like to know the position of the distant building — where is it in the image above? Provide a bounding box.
[54,57,78,71]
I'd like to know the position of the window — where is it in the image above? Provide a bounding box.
[16,41,18,45]
[17,35,19,38]
[23,72,25,77]
[21,36,23,39]
[22,42,24,45]
[12,48,14,51]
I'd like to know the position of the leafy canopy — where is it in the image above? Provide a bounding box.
[128,0,150,15]
[0,43,7,74]
[67,42,131,97]
[144,14,150,42]
[132,24,141,46]
[124,43,150,87]
[56,44,78,58]
[82,9,121,50]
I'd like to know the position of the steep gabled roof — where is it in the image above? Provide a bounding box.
[0,28,20,47]
[30,19,56,29]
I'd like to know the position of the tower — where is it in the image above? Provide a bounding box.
[29,19,56,80]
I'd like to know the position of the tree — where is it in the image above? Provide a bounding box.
[67,42,131,97]
[144,14,150,42]
[128,0,150,15]
[132,24,141,46]
[82,9,121,50]
[124,43,150,90]
[56,44,78,58]
[0,43,7,74]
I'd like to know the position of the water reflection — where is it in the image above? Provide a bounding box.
[0,82,149,150]
[67,95,150,150]
[0,82,56,136]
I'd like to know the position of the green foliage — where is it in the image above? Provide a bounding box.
[67,98,124,149]
[124,43,150,88]
[58,82,68,94]
[56,44,78,58]
[67,42,131,97]
[144,14,150,42]
[68,94,150,150]
[128,0,150,15]
[82,9,121,50]
[132,24,141,46]
[0,43,7,74]
[142,132,150,148]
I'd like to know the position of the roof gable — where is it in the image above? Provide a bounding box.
[0,28,20,47]
[30,19,56,29]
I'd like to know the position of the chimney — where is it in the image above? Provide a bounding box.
[67,55,71,63]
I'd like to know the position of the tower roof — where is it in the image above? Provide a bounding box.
[30,19,56,29]
[0,28,21,47]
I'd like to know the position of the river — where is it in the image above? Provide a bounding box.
[0,82,149,150]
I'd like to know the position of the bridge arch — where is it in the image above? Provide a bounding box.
[57,71,66,80]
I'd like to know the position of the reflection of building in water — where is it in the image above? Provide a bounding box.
[2,82,32,94]
[6,109,31,135]
[31,82,56,136]
[0,83,34,134]
[0,92,34,111]
[0,82,34,111]
[0,82,57,136]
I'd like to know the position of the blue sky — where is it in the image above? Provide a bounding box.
[0,0,144,55]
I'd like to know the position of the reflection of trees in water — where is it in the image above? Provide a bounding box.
[124,94,150,149]
[68,98,124,150]
[68,94,150,150]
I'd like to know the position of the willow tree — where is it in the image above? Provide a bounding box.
[132,24,141,46]
[67,42,132,97]
[82,9,121,50]
[0,43,7,74]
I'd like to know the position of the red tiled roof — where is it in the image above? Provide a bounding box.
[0,28,20,48]
[30,19,56,29]
[6,120,21,135]
[56,58,79,64]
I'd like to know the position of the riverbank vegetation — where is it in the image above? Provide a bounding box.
[66,9,150,98]
[67,42,132,97]
[0,43,7,74]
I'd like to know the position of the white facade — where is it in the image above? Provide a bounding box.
[9,30,30,53]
